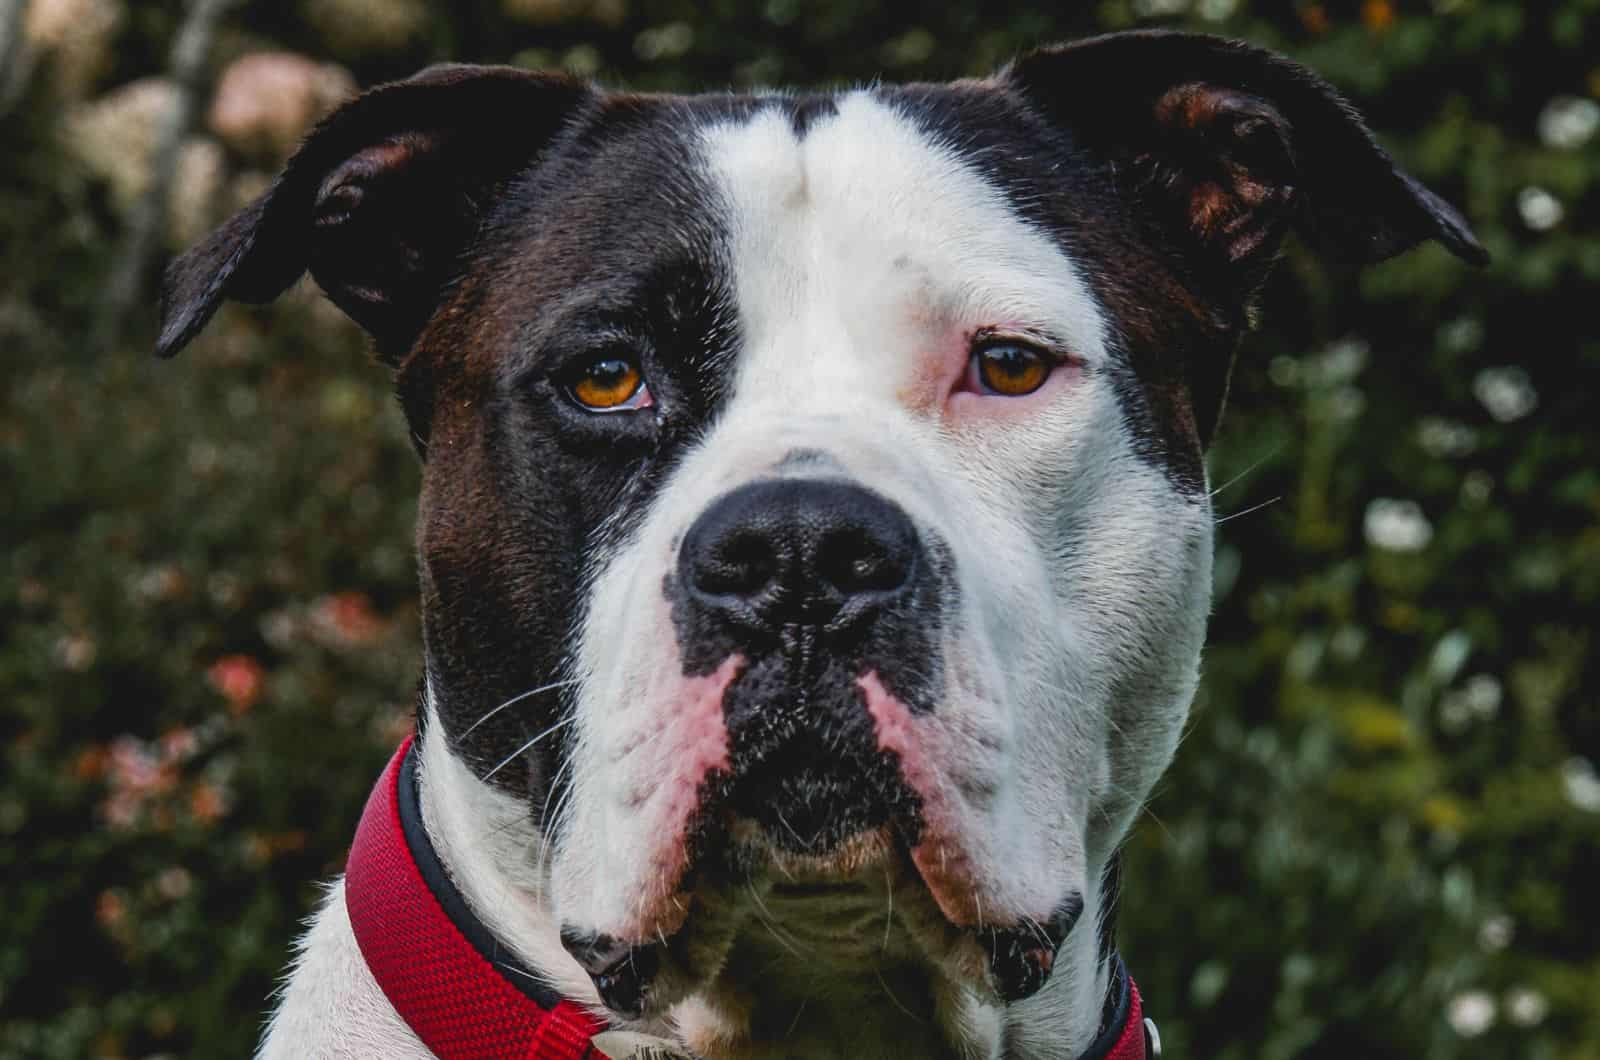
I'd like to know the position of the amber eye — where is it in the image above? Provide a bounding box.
[566,354,649,411]
[971,342,1053,396]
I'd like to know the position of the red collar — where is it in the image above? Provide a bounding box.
[345,736,1155,1059]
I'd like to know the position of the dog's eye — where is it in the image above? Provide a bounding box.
[968,342,1053,397]
[565,354,652,412]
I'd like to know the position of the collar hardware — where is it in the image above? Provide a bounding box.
[1144,1017,1162,1057]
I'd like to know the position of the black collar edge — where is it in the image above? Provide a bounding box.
[397,741,564,1010]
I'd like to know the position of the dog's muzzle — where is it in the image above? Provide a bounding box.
[671,478,929,853]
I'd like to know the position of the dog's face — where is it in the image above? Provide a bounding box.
[160,31,1483,1057]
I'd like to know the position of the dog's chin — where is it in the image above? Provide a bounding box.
[609,820,978,1050]
[647,818,948,980]
[585,817,1076,1037]
[722,815,901,882]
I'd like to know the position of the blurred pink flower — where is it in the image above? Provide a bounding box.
[95,889,126,930]
[74,745,109,780]
[159,727,199,762]
[109,736,171,795]
[310,592,384,647]
[207,655,264,713]
[189,782,228,824]
[208,52,356,164]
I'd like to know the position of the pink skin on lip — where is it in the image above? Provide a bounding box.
[858,669,989,927]
[621,653,743,940]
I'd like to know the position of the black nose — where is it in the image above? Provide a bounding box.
[679,479,920,637]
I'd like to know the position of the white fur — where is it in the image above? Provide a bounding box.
[256,880,427,1059]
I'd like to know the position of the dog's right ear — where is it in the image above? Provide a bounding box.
[156,65,592,362]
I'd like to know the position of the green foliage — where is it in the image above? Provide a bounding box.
[3,1,1596,1057]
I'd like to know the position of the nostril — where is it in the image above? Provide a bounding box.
[694,527,779,597]
[817,524,915,595]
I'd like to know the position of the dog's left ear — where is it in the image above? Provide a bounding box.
[1005,30,1487,290]
[1003,30,1486,443]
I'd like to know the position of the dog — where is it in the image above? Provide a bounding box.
[157,30,1485,1060]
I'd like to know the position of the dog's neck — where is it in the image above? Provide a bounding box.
[414,719,1116,1059]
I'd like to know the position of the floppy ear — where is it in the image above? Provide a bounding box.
[156,64,592,362]
[1006,31,1488,285]
[1003,31,1485,444]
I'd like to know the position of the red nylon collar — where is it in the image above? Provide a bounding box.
[345,735,604,1058]
[344,736,1151,1059]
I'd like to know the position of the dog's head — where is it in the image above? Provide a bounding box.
[161,31,1483,1057]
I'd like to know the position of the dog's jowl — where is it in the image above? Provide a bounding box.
[158,31,1485,1060]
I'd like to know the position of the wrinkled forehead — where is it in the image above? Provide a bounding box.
[697,90,1108,373]
[476,86,1105,359]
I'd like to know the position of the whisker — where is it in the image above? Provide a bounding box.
[483,715,578,781]
[496,960,548,986]
[1020,914,1051,951]
[872,966,925,1024]
[1207,445,1281,500]
[457,678,581,742]
[882,858,895,955]
[773,808,810,852]
[1214,494,1282,527]
[784,996,810,1039]
[539,754,581,860]
[747,882,807,958]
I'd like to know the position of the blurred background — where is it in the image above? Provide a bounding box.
[1,0,1596,1057]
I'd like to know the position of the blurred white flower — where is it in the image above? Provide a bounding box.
[156,866,194,900]
[1325,386,1367,423]
[1517,186,1563,231]
[1447,991,1496,1037]
[1440,674,1502,732]
[1460,470,1493,507]
[62,81,225,246]
[1133,0,1190,16]
[635,22,695,61]
[65,78,174,204]
[1438,316,1484,353]
[1196,0,1238,19]
[504,0,627,24]
[303,0,428,54]
[562,44,604,77]
[1477,914,1514,952]
[24,0,124,100]
[1417,417,1478,457]
[171,139,227,247]
[1561,757,1600,813]
[1537,96,1600,150]
[1463,674,1502,718]
[55,632,97,671]
[1330,626,1366,661]
[1364,498,1433,552]
[1430,630,1472,684]
[1314,337,1370,386]
[1473,366,1538,423]
[1505,987,1549,1027]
